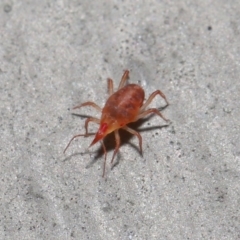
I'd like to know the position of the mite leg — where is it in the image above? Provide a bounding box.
[73,101,102,112]
[64,117,100,153]
[140,90,169,112]
[108,78,114,95]
[84,117,100,135]
[136,108,169,122]
[123,126,143,154]
[118,70,130,89]
[101,141,107,177]
[111,130,121,164]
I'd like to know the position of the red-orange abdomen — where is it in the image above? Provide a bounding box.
[101,84,145,128]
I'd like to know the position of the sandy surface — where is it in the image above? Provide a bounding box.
[1,1,240,239]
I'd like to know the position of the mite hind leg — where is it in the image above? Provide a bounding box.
[140,90,169,112]
[123,126,143,154]
[136,108,169,122]
[118,70,130,89]
[107,78,114,95]
[64,117,100,153]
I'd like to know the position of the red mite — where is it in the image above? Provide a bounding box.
[64,70,169,177]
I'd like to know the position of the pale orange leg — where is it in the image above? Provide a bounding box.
[107,78,114,95]
[84,117,100,135]
[73,101,102,112]
[118,70,130,89]
[63,117,100,153]
[101,141,107,177]
[136,108,169,122]
[140,90,169,112]
[123,126,143,154]
[111,130,121,164]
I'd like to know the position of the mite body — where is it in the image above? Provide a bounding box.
[100,84,144,134]
[64,70,169,176]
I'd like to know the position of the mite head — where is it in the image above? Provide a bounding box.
[89,122,108,147]
[89,118,121,147]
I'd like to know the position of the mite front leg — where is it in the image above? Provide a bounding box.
[101,141,107,177]
[63,133,87,154]
[84,117,100,135]
[111,130,121,164]
[64,117,100,153]
[73,101,102,112]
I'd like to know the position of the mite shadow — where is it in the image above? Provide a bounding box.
[63,104,170,171]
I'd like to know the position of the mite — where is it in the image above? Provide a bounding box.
[64,70,169,176]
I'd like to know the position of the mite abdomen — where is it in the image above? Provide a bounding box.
[103,84,145,123]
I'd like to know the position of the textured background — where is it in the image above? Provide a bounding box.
[1,1,240,239]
